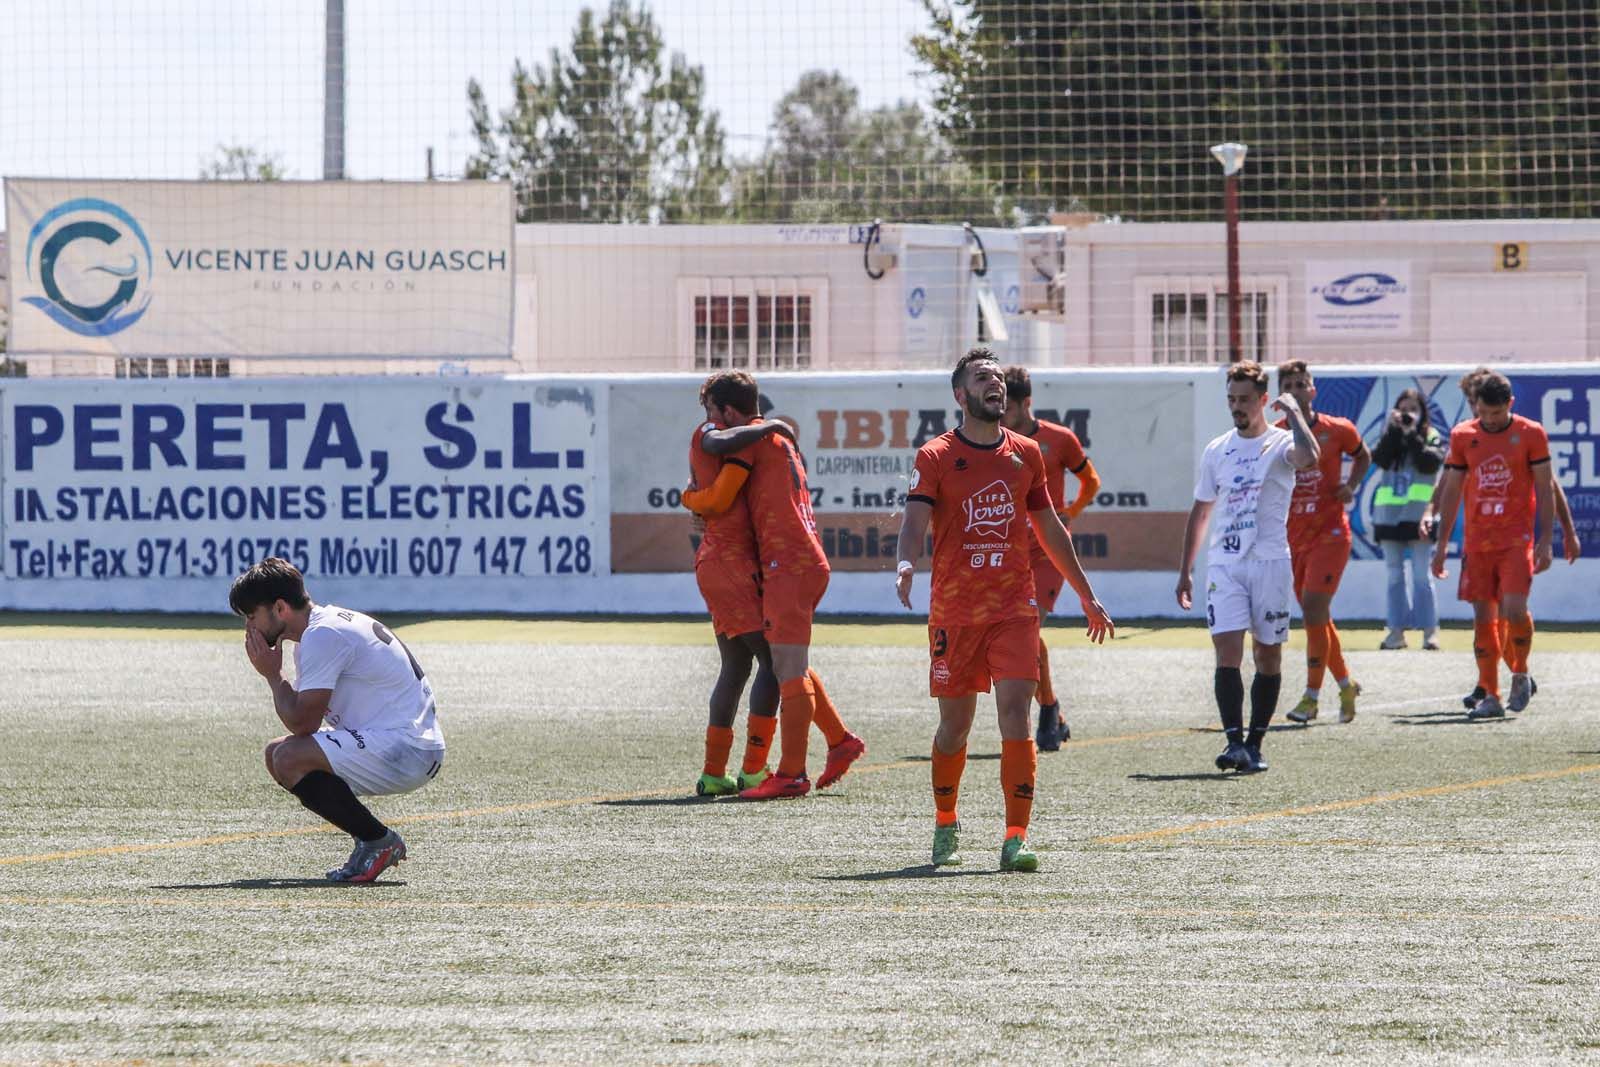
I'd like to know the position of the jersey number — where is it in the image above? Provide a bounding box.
[371,621,426,681]
[931,628,948,656]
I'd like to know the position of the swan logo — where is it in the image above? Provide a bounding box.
[22,198,154,337]
[1315,272,1405,307]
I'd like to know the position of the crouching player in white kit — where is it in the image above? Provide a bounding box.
[230,558,444,883]
[1176,362,1319,773]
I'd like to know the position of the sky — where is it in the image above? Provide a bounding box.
[0,0,934,201]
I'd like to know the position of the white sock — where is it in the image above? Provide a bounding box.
[1335,676,1351,690]
[1303,688,1320,701]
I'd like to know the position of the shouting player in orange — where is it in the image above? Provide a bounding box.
[681,372,790,796]
[1275,361,1371,725]
[1431,371,1556,719]
[1000,365,1102,751]
[689,374,866,799]
[896,348,1114,872]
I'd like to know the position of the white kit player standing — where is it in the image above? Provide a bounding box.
[231,557,444,883]
[1175,361,1319,774]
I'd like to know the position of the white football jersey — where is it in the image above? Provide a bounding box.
[1194,426,1297,562]
[293,604,443,750]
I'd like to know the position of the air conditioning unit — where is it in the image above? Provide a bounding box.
[1019,226,1065,314]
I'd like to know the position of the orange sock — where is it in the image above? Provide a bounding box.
[930,742,967,825]
[806,668,848,747]
[703,725,734,777]
[776,675,816,778]
[1325,620,1349,684]
[1036,641,1056,706]
[1505,615,1534,674]
[742,715,776,775]
[1305,621,1330,690]
[1473,618,1502,696]
[1001,739,1037,838]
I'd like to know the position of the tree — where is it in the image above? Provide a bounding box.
[199,145,287,181]
[913,2,1600,221]
[466,0,727,222]
[731,70,1001,223]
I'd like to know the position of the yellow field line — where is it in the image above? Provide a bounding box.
[1094,761,1600,845]
[0,726,1194,868]
[1,893,1595,927]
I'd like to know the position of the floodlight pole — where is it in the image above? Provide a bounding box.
[323,0,346,180]
[1210,143,1249,363]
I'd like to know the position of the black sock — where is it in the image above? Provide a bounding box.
[1215,667,1245,744]
[290,770,388,842]
[1247,672,1282,749]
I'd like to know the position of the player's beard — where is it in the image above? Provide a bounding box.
[1231,408,1251,429]
[964,392,1004,425]
[260,617,287,648]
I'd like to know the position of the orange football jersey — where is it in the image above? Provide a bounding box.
[909,427,1051,628]
[688,423,758,566]
[1445,414,1551,552]
[1276,413,1363,549]
[743,431,830,572]
[1024,418,1088,561]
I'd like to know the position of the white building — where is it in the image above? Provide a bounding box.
[2,218,1594,375]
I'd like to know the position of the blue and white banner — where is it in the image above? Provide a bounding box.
[1305,260,1412,338]
[3,179,514,358]
[1310,370,1600,559]
[1,379,601,593]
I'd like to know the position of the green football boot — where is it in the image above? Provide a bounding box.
[931,821,962,866]
[736,766,770,792]
[696,772,740,797]
[1000,834,1039,872]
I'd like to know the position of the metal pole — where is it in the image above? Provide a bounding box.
[323,0,346,180]
[1210,143,1249,363]
[1224,172,1242,363]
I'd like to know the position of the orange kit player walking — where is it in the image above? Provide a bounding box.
[1275,361,1371,725]
[689,374,866,799]
[1445,368,1580,710]
[681,372,793,796]
[1431,371,1556,719]
[1000,365,1102,752]
[896,348,1114,872]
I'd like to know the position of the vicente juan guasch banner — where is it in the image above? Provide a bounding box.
[4,179,514,359]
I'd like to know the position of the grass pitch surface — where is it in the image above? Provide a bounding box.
[2,615,1599,1065]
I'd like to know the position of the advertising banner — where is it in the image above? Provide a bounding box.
[609,371,1195,574]
[4,179,513,358]
[1306,370,1599,559]
[0,378,602,589]
[1305,260,1412,338]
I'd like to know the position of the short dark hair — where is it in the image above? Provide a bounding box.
[1475,371,1512,407]
[699,371,759,416]
[1277,359,1310,380]
[229,557,310,616]
[1002,365,1032,401]
[1226,360,1269,393]
[952,346,998,392]
[1459,365,1493,400]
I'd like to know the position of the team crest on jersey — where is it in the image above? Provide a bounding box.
[1475,454,1512,497]
[963,479,1016,538]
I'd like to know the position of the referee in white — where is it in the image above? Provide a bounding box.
[1176,361,1319,773]
[231,558,444,882]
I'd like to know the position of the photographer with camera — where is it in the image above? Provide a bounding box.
[1370,389,1447,650]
